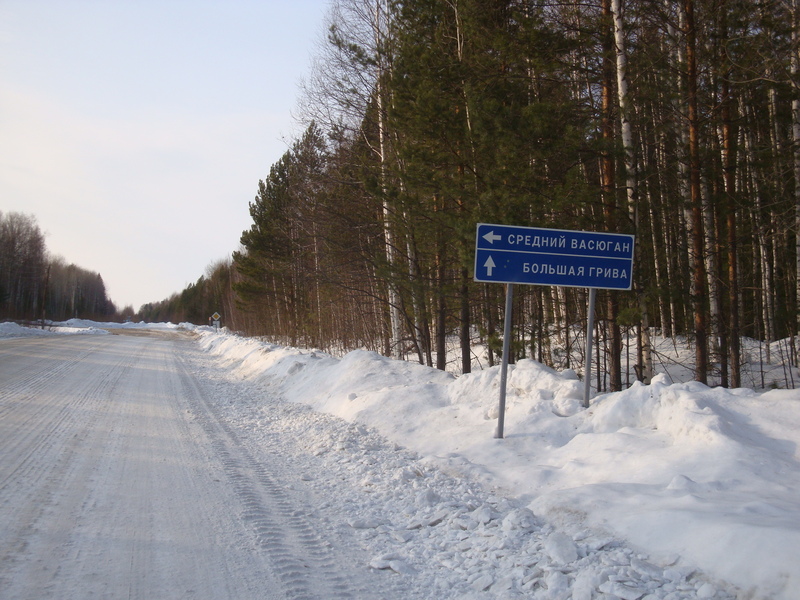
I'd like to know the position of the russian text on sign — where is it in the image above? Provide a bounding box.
[474,223,635,290]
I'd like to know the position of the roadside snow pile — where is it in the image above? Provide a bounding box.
[198,330,800,600]
[58,318,182,332]
[0,322,55,337]
[0,321,108,337]
[0,319,195,339]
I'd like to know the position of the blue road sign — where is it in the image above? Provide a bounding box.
[474,223,635,290]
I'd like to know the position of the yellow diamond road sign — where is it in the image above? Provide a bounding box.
[211,312,221,321]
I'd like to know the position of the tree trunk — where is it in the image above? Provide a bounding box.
[794,0,800,357]
[611,0,652,382]
[436,257,447,372]
[720,1,741,386]
[684,0,709,383]
[602,0,622,391]
[450,0,477,375]
[460,268,471,373]
[702,178,724,382]
[374,0,404,360]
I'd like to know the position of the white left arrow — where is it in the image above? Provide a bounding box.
[484,255,496,276]
[483,230,502,244]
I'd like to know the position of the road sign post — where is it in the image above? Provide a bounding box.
[495,283,514,439]
[475,223,634,437]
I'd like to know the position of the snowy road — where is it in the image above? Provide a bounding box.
[0,332,384,599]
[0,329,746,600]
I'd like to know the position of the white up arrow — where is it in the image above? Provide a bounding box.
[484,255,496,276]
[483,230,502,244]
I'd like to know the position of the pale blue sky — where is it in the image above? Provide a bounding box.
[0,0,331,311]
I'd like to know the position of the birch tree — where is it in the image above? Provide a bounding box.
[611,0,653,382]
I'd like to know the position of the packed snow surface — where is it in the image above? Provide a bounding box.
[3,320,799,599]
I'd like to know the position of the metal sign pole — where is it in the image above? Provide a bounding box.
[583,287,597,408]
[495,283,514,439]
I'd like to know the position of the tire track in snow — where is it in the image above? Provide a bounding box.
[176,352,359,599]
[0,336,107,407]
[0,336,107,455]
[0,334,284,600]
[0,336,150,595]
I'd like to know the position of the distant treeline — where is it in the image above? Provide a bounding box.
[0,211,117,322]
[142,0,800,390]
[138,259,236,327]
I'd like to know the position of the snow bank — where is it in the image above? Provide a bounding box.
[58,318,183,331]
[0,322,55,337]
[0,321,109,337]
[197,330,800,600]
[0,319,194,339]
